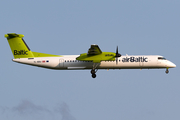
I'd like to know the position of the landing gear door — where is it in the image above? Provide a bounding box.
[59,59,64,68]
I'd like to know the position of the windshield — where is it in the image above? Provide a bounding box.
[158,57,166,60]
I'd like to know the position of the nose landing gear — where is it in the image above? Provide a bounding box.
[165,68,169,74]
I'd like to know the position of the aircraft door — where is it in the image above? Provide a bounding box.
[59,59,64,68]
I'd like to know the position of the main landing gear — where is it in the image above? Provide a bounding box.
[91,69,97,78]
[91,63,100,78]
[165,68,169,74]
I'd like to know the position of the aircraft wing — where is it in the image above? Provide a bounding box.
[88,44,102,55]
[76,44,115,63]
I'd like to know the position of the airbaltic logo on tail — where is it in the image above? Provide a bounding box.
[14,50,28,55]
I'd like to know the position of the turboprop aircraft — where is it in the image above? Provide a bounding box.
[5,33,176,78]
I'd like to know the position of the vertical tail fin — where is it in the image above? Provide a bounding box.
[5,33,34,58]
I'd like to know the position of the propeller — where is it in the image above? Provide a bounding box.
[115,46,121,64]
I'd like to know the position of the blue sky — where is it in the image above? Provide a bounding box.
[0,0,179,120]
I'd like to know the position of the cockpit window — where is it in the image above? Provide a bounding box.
[158,57,166,60]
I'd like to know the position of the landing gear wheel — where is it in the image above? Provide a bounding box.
[91,69,95,74]
[165,69,169,74]
[92,73,96,78]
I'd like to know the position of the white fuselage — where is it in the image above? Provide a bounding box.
[12,55,176,70]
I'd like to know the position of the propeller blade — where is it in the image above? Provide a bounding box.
[115,46,121,65]
[116,46,118,55]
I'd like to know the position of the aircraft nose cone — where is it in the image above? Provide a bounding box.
[168,62,176,68]
[172,63,176,68]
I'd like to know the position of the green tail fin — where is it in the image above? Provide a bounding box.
[5,33,34,58]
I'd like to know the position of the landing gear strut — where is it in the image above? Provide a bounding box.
[165,68,169,74]
[90,63,99,78]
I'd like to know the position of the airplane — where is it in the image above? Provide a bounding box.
[5,33,176,78]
